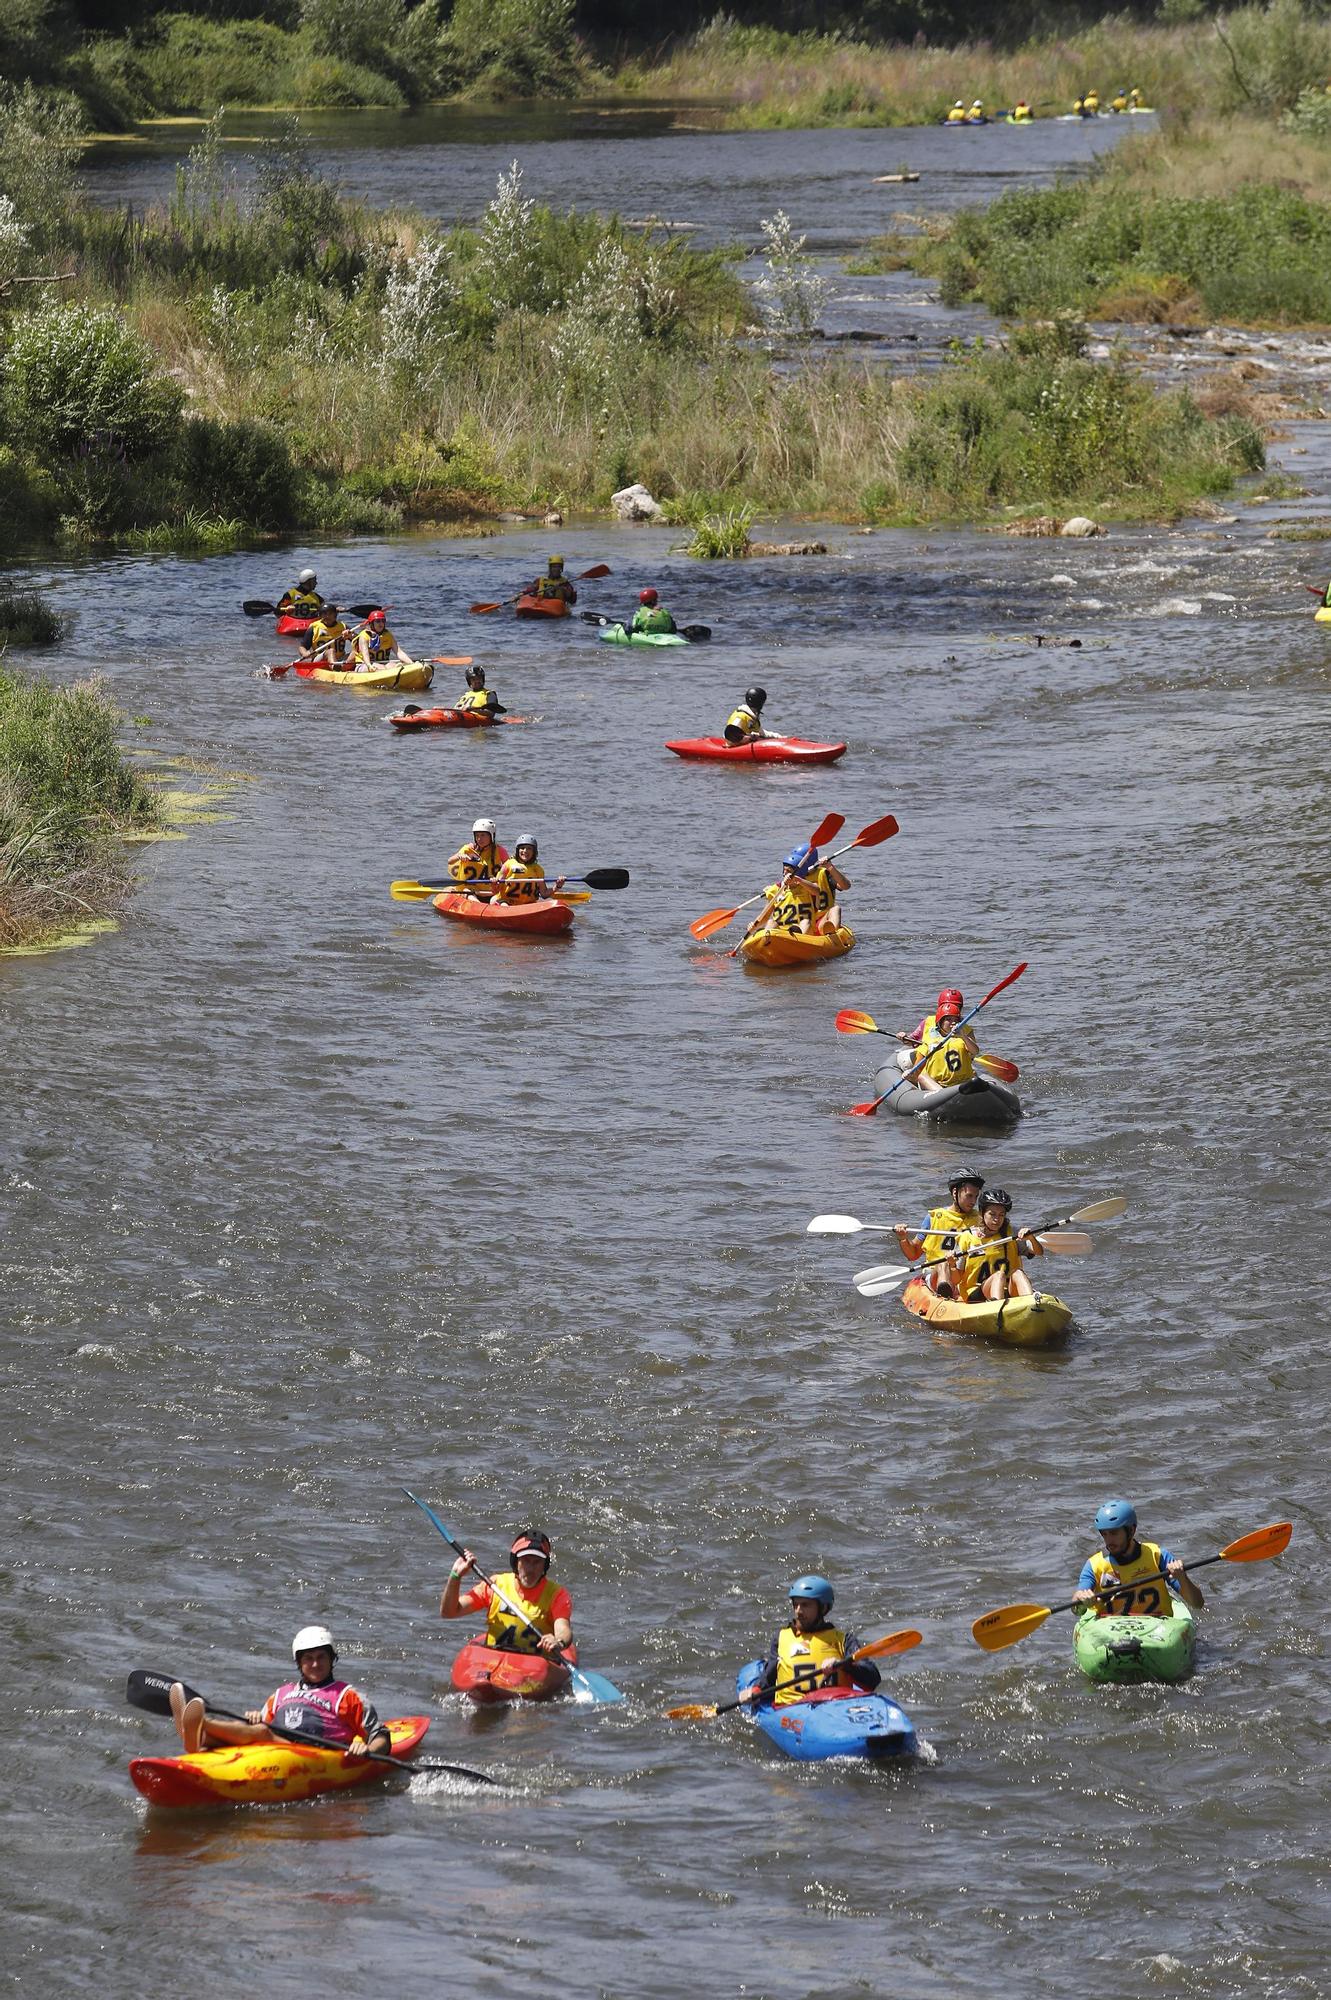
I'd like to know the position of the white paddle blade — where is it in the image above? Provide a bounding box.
[1070,1195,1127,1223]
[853,1260,910,1289]
[806,1214,865,1235]
[1036,1230,1093,1255]
[854,1272,908,1298]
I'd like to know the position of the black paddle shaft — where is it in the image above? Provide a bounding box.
[124,1668,497,1785]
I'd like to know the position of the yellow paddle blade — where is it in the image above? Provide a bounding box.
[1223,1521,1292,1562]
[390,880,436,901]
[835,1009,879,1035]
[664,1701,720,1721]
[970,1602,1052,1652]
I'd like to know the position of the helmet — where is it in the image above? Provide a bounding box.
[465,665,485,685]
[515,833,538,853]
[937,987,964,1018]
[954,100,964,108]
[292,1624,335,1660]
[369,608,387,626]
[784,843,816,876]
[745,686,767,710]
[639,587,658,605]
[548,555,565,570]
[982,1187,1013,1212]
[472,817,497,838]
[972,99,983,107]
[948,1168,985,1192]
[511,1530,552,1566]
[788,1574,834,1612]
[298,568,317,586]
[323,602,338,616]
[1095,1499,1137,1534]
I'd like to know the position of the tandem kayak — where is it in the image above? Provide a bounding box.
[432,889,574,937]
[295,661,434,693]
[666,735,847,766]
[451,1637,574,1704]
[1074,1594,1195,1685]
[900,1274,1072,1347]
[872,1054,1021,1126]
[387,705,500,731]
[738,923,855,968]
[275,613,314,638]
[515,594,569,619]
[735,1662,917,1763]
[128,1715,430,1809]
[598,623,688,647]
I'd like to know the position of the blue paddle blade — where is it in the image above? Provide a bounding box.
[403,1488,462,1549]
[569,1665,626,1704]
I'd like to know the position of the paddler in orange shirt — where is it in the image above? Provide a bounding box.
[440,1531,574,1657]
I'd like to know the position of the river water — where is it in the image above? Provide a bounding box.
[4,111,1328,2000]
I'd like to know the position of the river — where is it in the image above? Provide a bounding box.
[2,108,1327,2000]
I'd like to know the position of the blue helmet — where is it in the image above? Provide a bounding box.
[784,844,817,876]
[788,1574,834,1611]
[1094,1499,1137,1534]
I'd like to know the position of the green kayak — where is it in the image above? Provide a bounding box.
[1073,1593,1195,1685]
[598,623,688,648]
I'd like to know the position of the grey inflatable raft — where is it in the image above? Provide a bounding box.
[872,1054,1022,1126]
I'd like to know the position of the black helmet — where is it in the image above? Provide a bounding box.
[947,1169,985,1193]
[982,1188,1013,1211]
[745,686,767,710]
[466,665,485,685]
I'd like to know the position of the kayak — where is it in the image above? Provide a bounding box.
[901,1273,1072,1347]
[599,623,688,647]
[296,661,434,693]
[738,923,855,968]
[432,889,574,937]
[128,1715,430,1809]
[735,1662,917,1762]
[387,706,500,731]
[515,594,569,619]
[451,1637,574,1704]
[873,1054,1021,1125]
[275,613,313,638]
[1314,607,1331,623]
[666,735,847,766]
[1074,1594,1195,1685]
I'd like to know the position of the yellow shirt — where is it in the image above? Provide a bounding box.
[359,626,398,663]
[920,1201,972,1264]
[725,705,761,736]
[280,588,322,616]
[946,107,966,122]
[1087,1541,1169,1618]
[954,1224,1030,1301]
[774,1623,854,1705]
[448,840,506,886]
[457,689,495,713]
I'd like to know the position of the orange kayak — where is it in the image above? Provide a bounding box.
[451,1638,574,1704]
[515,594,569,619]
[388,706,499,731]
[128,1715,430,1808]
[432,889,573,937]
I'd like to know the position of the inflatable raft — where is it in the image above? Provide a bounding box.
[900,1274,1072,1347]
[872,1054,1021,1125]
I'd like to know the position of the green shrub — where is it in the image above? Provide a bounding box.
[287,52,406,107]
[0,585,66,646]
[439,0,588,99]
[0,80,83,244]
[683,504,753,558]
[134,15,294,113]
[0,666,156,867]
[4,304,183,460]
[173,415,297,527]
[1282,85,1331,136]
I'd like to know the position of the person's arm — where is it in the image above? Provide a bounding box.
[537,1587,574,1656]
[825,862,850,889]
[740,893,779,940]
[1163,1550,1205,1610]
[740,1635,781,1702]
[1072,1557,1102,1606]
[1017,1226,1043,1259]
[342,1691,391,1758]
[895,1226,925,1259]
[439,1550,484,1618]
[838,1634,881,1691]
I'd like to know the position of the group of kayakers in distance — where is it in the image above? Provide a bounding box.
[895,1168,1044,1305]
[943,86,1147,123]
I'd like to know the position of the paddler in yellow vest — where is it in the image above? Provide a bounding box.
[1072,94,1086,117]
[808,848,849,934]
[439,1530,574,1658]
[947,1186,1043,1303]
[741,1577,882,1708]
[898,986,978,1094]
[895,1169,985,1296]
[525,554,577,605]
[745,843,822,941]
[1083,87,1100,113]
[1011,100,1033,121]
[946,100,967,123]
[723,684,770,744]
[965,99,988,124]
[353,608,412,671]
[1110,87,1129,113]
[448,816,509,897]
[1073,1500,1205,1620]
[491,833,566,904]
[456,664,505,719]
[302,602,352,667]
[276,567,322,620]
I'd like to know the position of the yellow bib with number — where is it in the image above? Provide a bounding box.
[1088,1541,1168,1618]
[913,1013,975,1087]
[955,1225,1021,1300]
[922,1201,970,1264]
[496,857,547,903]
[764,878,818,935]
[485,1571,560,1652]
[774,1624,852,1705]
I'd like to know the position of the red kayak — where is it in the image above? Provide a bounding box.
[388,706,500,731]
[666,735,848,765]
[275,613,314,638]
[432,889,574,937]
[515,594,569,619]
[451,1637,576,1705]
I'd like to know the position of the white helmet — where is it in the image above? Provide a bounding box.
[298,568,317,586]
[472,818,497,838]
[292,1624,336,1660]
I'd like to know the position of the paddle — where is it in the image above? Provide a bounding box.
[725,814,900,957]
[850,1193,1126,1294]
[665,1628,922,1721]
[266,614,375,679]
[124,1668,498,1785]
[971,1522,1294,1653]
[391,866,628,898]
[580,611,712,642]
[689,812,892,944]
[470,564,611,614]
[403,1489,626,1706]
[834,1009,1020,1083]
[849,963,1027,1115]
[244,599,381,619]
[390,880,593,905]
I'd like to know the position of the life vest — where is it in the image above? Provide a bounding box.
[1084,91,1100,111]
[1087,1541,1170,1618]
[946,106,966,123]
[913,1012,975,1087]
[280,588,322,617]
[773,1623,855,1705]
[808,864,840,918]
[308,619,350,663]
[955,1224,1022,1300]
[532,576,574,601]
[448,840,508,887]
[1110,93,1128,112]
[1013,104,1032,121]
[725,705,761,737]
[495,856,548,903]
[485,1570,562,1653]
[632,605,674,633]
[261,1677,373,1747]
[921,1201,972,1265]
[457,689,494,713]
[360,626,397,663]
[763,876,819,935]
[1073,98,1085,115]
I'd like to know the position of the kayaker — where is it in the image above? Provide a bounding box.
[524,555,577,605]
[456,664,505,718]
[353,608,411,671]
[894,1170,986,1296]
[808,848,850,935]
[723,686,770,744]
[439,1530,574,1658]
[168,1626,390,1757]
[1084,87,1100,113]
[740,1577,882,1707]
[1129,87,1144,108]
[302,602,353,667]
[965,99,988,123]
[948,1187,1043,1303]
[628,587,676,636]
[277,568,323,619]
[898,986,979,1095]
[1110,87,1129,113]
[1072,94,1086,117]
[946,100,967,123]
[1011,100,1033,121]
[448,817,509,897]
[492,834,567,903]
[746,845,822,940]
[1073,1500,1206,1619]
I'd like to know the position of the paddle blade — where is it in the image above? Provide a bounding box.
[835,1009,881,1036]
[577,563,611,579]
[665,1701,720,1721]
[1223,1521,1293,1563]
[569,1666,626,1704]
[469,602,502,614]
[1069,1195,1127,1224]
[681,624,711,642]
[126,1668,198,1716]
[429,656,474,666]
[979,960,1028,1007]
[807,811,845,850]
[242,599,277,616]
[848,812,899,849]
[850,1262,904,1287]
[1035,1230,1092,1254]
[691,906,737,942]
[390,880,437,901]
[971,1604,1052,1652]
[975,1053,1019,1082]
[583,867,630,890]
[858,1628,922,1659]
[847,1096,885,1117]
[854,1274,907,1298]
[807,1214,864,1234]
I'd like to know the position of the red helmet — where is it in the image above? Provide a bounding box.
[937,987,963,1017]
[369,608,387,626]
[638,587,658,605]
[510,1530,552,1567]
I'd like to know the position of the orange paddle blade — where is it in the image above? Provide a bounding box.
[1223,1522,1292,1562]
[808,811,845,850]
[849,812,899,848]
[691,906,738,942]
[835,1009,880,1035]
[664,1700,721,1720]
[976,1053,1020,1082]
[468,602,502,614]
[859,1628,922,1659]
[429,655,474,666]
[577,563,611,579]
[971,1603,1051,1651]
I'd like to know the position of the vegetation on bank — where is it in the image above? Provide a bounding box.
[0,662,160,949]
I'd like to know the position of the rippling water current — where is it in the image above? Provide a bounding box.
[4,112,1329,2000]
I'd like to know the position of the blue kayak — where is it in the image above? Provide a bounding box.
[735,1660,917,1763]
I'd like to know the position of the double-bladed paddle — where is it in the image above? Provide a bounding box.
[124,1668,498,1784]
[390,880,593,905]
[835,1009,1020,1083]
[849,964,1027,1115]
[807,1215,1091,1258]
[664,1627,922,1721]
[470,564,611,614]
[849,1194,1126,1294]
[970,1522,1294,1652]
[402,1489,626,1706]
[389,867,628,903]
[689,812,897,944]
[243,599,381,619]
[580,611,712,642]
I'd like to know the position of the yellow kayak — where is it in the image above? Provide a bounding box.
[128,1715,431,1808]
[738,923,855,968]
[1314,607,1331,624]
[297,660,434,692]
[901,1275,1072,1347]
